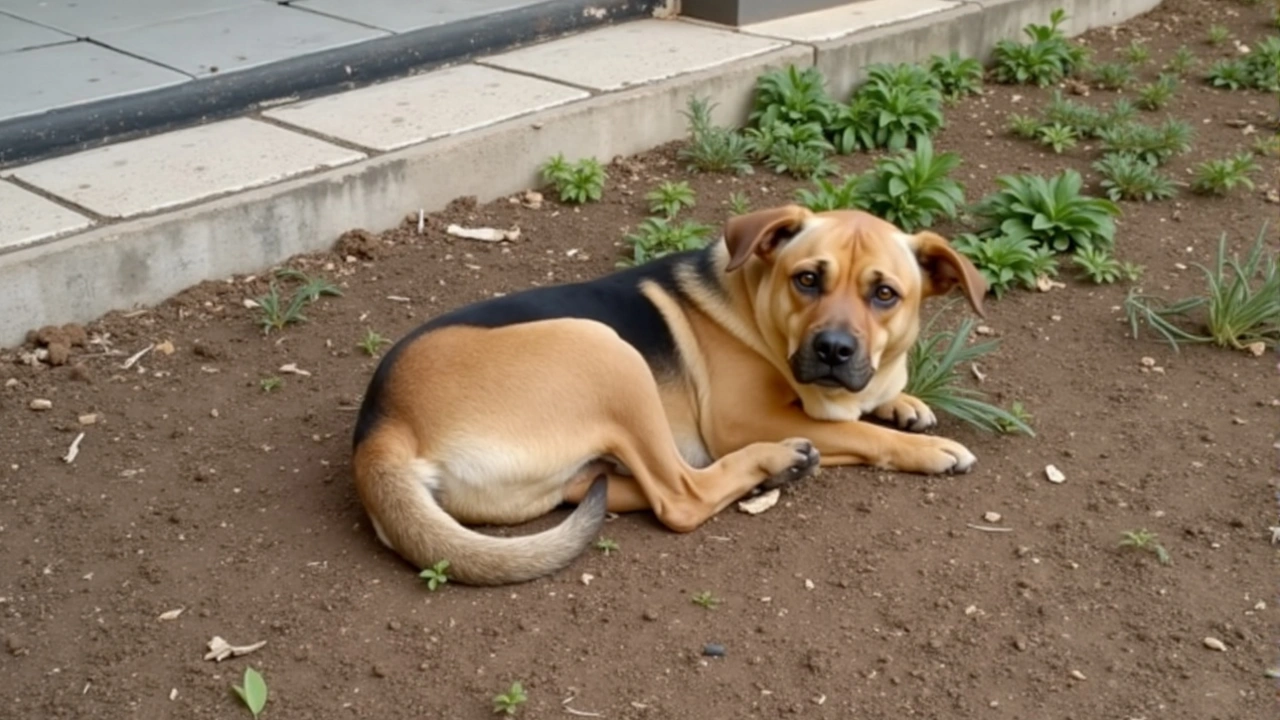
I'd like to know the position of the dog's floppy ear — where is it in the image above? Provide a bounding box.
[910,231,988,317]
[724,205,810,272]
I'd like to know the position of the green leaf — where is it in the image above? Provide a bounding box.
[234,667,268,719]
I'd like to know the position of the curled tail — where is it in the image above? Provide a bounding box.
[354,429,607,586]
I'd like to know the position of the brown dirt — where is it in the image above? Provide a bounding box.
[3,1,1279,718]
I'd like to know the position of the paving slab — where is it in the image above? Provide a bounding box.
[264,63,589,152]
[0,12,73,53]
[480,19,789,91]
[0,181,93,253]
[0,41,188,120]
[294,0,540,33]
[8,118,365,218]
[0,0,258,36]
[95,3,387,77]
[741,0,960,43]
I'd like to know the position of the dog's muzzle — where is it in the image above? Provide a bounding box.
[790,329,874,392]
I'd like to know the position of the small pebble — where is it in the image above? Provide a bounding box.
[1069,670,1087,681]
[642,609,658,622]
[28,398,52,411]
[1045,465,1066,484]
[78,413,98,425]
[702,643,726,658]
[1139,356,1156,368]
[983,511,1002,523]
[1203,637,1227,652]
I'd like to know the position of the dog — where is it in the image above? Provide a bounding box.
[352,205,986,585]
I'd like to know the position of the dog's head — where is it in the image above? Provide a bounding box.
[723,204,986,405]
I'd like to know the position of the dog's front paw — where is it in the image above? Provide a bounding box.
[759,437,821,489]
[890,435,975,475]
[872,393,937,432]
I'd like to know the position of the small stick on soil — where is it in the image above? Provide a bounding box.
[417,209,425,234]
[966,524,1013,533]
[62,432,85,464]
[564,708,603,718]
[120,343,154,370]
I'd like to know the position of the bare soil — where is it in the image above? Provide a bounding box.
[2,0,1279,718]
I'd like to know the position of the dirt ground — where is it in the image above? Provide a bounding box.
[2,0,1278,718]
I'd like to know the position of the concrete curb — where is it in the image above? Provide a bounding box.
[0,0,1163,347]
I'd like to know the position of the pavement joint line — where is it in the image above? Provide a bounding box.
[81,36,196,80]
[251,114,386,158]
[3,175,107,224]
[0,0,1168,347]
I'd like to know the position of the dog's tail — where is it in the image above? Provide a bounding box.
[353,427,608,586]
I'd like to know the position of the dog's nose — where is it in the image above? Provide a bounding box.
[812,330,856,366]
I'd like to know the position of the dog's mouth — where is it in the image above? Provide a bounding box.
[789,354,874,393]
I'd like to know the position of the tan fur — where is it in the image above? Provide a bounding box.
[353,206,986,585]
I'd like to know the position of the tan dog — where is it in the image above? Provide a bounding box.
[352,205,986,585]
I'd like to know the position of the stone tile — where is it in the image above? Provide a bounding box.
[95,3,386,77]
[294,0,536,33]
[0,181,93,253]
[0,41,187,121]
[0,0,256,35]
[742,0,960,43]
[264,64,588,152]
[0,12,74,53]
[480,19,788,92]
[9,118,365,218]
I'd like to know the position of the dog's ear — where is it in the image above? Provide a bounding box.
[724,205,810,272]
[910,231,988,317]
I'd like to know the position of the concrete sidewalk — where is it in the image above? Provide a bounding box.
[0,0,1161,347]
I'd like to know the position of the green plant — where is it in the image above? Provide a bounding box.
[749,65,836,129]
[854,137,965,232]
[419,560,451,591]
[493,682,528,716]
[1097,119,1193,166]
[973,170,1120,254]
[621,217,714,267]
[1136,74,1178,110]
[1243,36,1280,91]
[275,268,343,301]
[646,181,696,218]
[1124,40,1152,65]
[1207,58,1251,90]
[929,52,984,100]
[254,282,309,334]
[991,8,1086,87]
[726,191,751,215]
[745,120,835,177]
[1191,152,1258,195]
[1042,92,1105,136]
[1124,226,1280,351]
[1092,154,1177,201]
[1253,134,1280,157]
[905,312,1034,435]
[1008,113,1043,139]
[679,97,754,175]
[1165,45,1197,76]
[1206,24,1230,45]
[1093,61,1136,90]
[233,667,268,719]
[594,537,620,555]
[764,140,837,179]
[1037,122,1078,153]
[259,376,282,393]
[953,232,1059,297]
[358,329,390,356]
[795,174,861,212]
[692,591,721,609]
[1119,529,1171,565]
[849,77,945,151]
[995,401,1034,434]
[1105,97,1138,128]
[540,154,607,204]
[1073,247,1139,284]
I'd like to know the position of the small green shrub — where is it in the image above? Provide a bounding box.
[1206,24,1231,46]
[1008,113,1043,139]
[849,73,945,151]
[794,174,861,212]
[1119,529,1172,565]
[745,120,835,178]
[973,170,1120,254]
[419,560,451,591]
[254,282,309,334]
[1136,74,1179,110]
[991,9,1086,87]
[1124,41,1152,65]
[540,154,607,204]
[646,181,696,218]
[1207,58,1252,90]
[1191,152,1258,195]
[1093,61,1136,90]
[749,65,836,128]
[233,667,268,719]
[726,191,752,215]
[953,233,1059,297]
[679,97,754,175]
[1097,119,1193,166]
[929,52,984,100]
[1165,45,1197,75]
[1037,122,1078,153]
[854,137,965,232]
[1092,154,1177,201]
[493,682,528,716]
[1073,247,1142,284]
[621,217,714,267]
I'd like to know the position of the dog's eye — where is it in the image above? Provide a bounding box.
[872,284,899,306]
[793,271,820,293]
